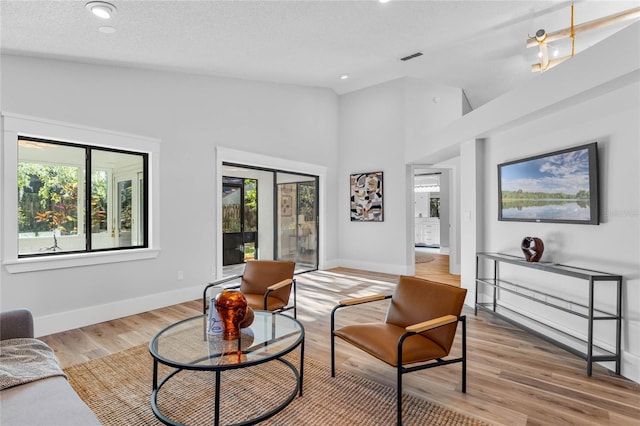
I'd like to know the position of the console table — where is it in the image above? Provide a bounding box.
[475,252,622,376]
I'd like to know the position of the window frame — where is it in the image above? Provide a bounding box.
[17,136,149,257]
[2,113,160,273]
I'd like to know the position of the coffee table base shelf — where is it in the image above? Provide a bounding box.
[151,357,302,426]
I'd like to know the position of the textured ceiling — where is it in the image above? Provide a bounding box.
[1,0,638,109]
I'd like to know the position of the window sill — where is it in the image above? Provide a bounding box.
[3,248,161,274]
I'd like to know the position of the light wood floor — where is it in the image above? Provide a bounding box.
[414,251,460,286]
[42,257,639,426]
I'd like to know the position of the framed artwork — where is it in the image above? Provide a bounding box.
[350,171,383,222]
[281,195,292,216]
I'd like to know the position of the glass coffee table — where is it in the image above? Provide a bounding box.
[149,311,304,426]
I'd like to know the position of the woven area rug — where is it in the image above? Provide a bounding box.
[64,344,489,426]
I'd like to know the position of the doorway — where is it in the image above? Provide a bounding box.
[222,177,257,266]
[413,166,459,281]
[221,163,319,276]
[414,171,442,249]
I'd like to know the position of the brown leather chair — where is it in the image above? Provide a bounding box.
[331,275,467,426]
[203,260,297,317]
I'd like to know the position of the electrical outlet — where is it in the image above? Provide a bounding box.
[177,270,184,281]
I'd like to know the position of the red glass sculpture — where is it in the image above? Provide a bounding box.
[239,306,255,329]
[214,290,248,340]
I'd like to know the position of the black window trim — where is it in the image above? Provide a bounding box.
[17,135,149,258]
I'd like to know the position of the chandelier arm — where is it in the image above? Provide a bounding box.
[526,6,640,48]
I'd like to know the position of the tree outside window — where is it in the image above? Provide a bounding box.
[18,136,147,256]
[18,163,80,238]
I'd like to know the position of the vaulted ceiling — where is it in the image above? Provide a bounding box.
[1,1,637,109]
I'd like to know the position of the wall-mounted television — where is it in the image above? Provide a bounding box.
[498,142,599,225]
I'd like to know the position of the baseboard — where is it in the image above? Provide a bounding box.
[34,285,203,337]
[620,349,640,384]
[318,258,339,270]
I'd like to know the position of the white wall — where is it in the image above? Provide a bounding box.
[337,79,408,274]
[338,78,463,274]
[459,139,484,304]
[439,169,450,248]
[0,55,338,335]
[405,77,466,147]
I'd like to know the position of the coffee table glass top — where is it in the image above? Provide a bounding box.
[149,311,303,369]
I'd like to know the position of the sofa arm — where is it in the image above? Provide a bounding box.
[1,309,34,340]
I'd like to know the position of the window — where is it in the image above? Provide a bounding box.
[3,114,160,273]
[17,137,148,257]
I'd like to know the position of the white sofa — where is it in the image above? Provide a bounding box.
[0,309,100,425]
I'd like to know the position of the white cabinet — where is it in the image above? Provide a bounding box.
[415,219,440,246]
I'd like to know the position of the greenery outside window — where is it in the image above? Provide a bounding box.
[18,136,148,257]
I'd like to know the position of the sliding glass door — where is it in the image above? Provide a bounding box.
[275,174,318,271]
[221,164,318,275]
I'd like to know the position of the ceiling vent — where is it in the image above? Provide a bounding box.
[400,52,423,61]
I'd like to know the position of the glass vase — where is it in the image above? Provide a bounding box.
[214,289,248,340]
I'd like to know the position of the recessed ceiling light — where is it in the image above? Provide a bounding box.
[86,1,116,19]
[379,0,391,3]
[340,74,350,80]
[99,26,116,34]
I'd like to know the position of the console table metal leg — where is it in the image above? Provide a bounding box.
[492,260,498,312]
[616,278,622,375]
[587,278,594,377]
[474,256,479,315]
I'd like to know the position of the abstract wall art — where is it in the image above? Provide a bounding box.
[281,195,292,217]
[350,171,383,222]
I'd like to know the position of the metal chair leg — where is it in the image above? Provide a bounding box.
[330,307,336,377]
[461,315,467,393]
[397,364,403,426]
[397,337,405,426]
[293,279,297,319]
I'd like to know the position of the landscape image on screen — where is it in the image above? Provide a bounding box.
[500,147,591,221]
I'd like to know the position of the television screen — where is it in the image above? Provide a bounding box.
[498,142,599,224]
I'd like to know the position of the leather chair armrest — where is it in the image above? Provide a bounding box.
[206,275,243,289]
[339,293,388,306]
[266,278,293,291]
[405,314,458,333]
